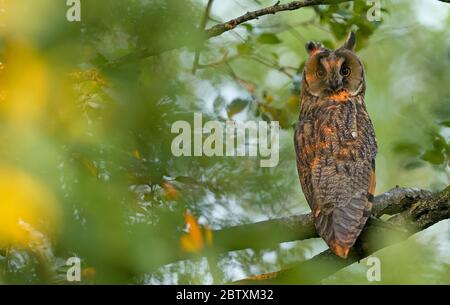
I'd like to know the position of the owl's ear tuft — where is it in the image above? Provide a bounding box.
[343,32,356,51]
[305,41,323,56]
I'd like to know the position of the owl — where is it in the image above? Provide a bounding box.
[294,32,377,258]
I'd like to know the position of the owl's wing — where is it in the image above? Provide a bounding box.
[294,125,315,210]
[312,157,375,258]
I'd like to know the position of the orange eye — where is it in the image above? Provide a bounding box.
[316,69,325,78]
[340,66,351,77]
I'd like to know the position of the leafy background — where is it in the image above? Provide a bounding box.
[0,0,448,284]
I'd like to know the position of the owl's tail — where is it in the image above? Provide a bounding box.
[314,197,371,258]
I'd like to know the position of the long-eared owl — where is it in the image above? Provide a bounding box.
[294,32,377,258]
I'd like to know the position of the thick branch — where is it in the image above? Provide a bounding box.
[212,213,315,253]
[145,185,448,285]
[236,186,450,284]
[209,187,432,254]
[155,186,442,272]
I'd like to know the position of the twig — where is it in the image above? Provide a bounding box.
[205,0,354,38]
[192,0,215,74]
[248,55,294,78]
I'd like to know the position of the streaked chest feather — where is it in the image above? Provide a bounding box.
[295,96,376,167]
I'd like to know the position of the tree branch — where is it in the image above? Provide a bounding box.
[192,0,215,74]
[235,186,450,284]
[205,0,353,39]
[209,187,433,254]
[106,0,353,67]
[154,186,445,273]
[105,0,447,67]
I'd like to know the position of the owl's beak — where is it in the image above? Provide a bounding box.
[329,79,342,92]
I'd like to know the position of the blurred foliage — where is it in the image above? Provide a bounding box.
[0,0,448,284]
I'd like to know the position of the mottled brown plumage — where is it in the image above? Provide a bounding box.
[295,32,377,258]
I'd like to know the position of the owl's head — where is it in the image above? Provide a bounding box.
[303,32,364,98]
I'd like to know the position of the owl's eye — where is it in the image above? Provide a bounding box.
[316,69,325,78]
[340,66,351,77]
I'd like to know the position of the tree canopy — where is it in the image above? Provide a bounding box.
[0,0,448,284]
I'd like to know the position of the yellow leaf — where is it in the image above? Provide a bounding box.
[132,149,142,160]
[163,182,179,201]
[180,212,211,253]
[205,226,213,247]
[247,271,279,280]
[73,154,98,177]
[180,235,199,253]
[0,167,61,250]
[287,95,300,110]
[0,40,49,125]
[69,69,108,87]
[82,267,96,283]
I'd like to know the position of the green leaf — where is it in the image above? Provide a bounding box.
[432,136,446,150]
[381,7,390,14]
[438,120,450,127]
[321,40,335,49]
[392,141,421,156]
[243,23,253,33]
[236,43,253,55]
[261,113,271,123]
[421,149,445,165]
[213,96,226,113]
[404,161,425,170]
[92,53,109,66]
[257,33,282,44]
[226,98,249,118]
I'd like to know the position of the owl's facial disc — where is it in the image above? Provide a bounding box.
[303,32,364,98]
[319,55,345,93]
[304,50,364,98]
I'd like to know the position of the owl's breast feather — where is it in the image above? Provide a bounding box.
[328,89,350,102]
